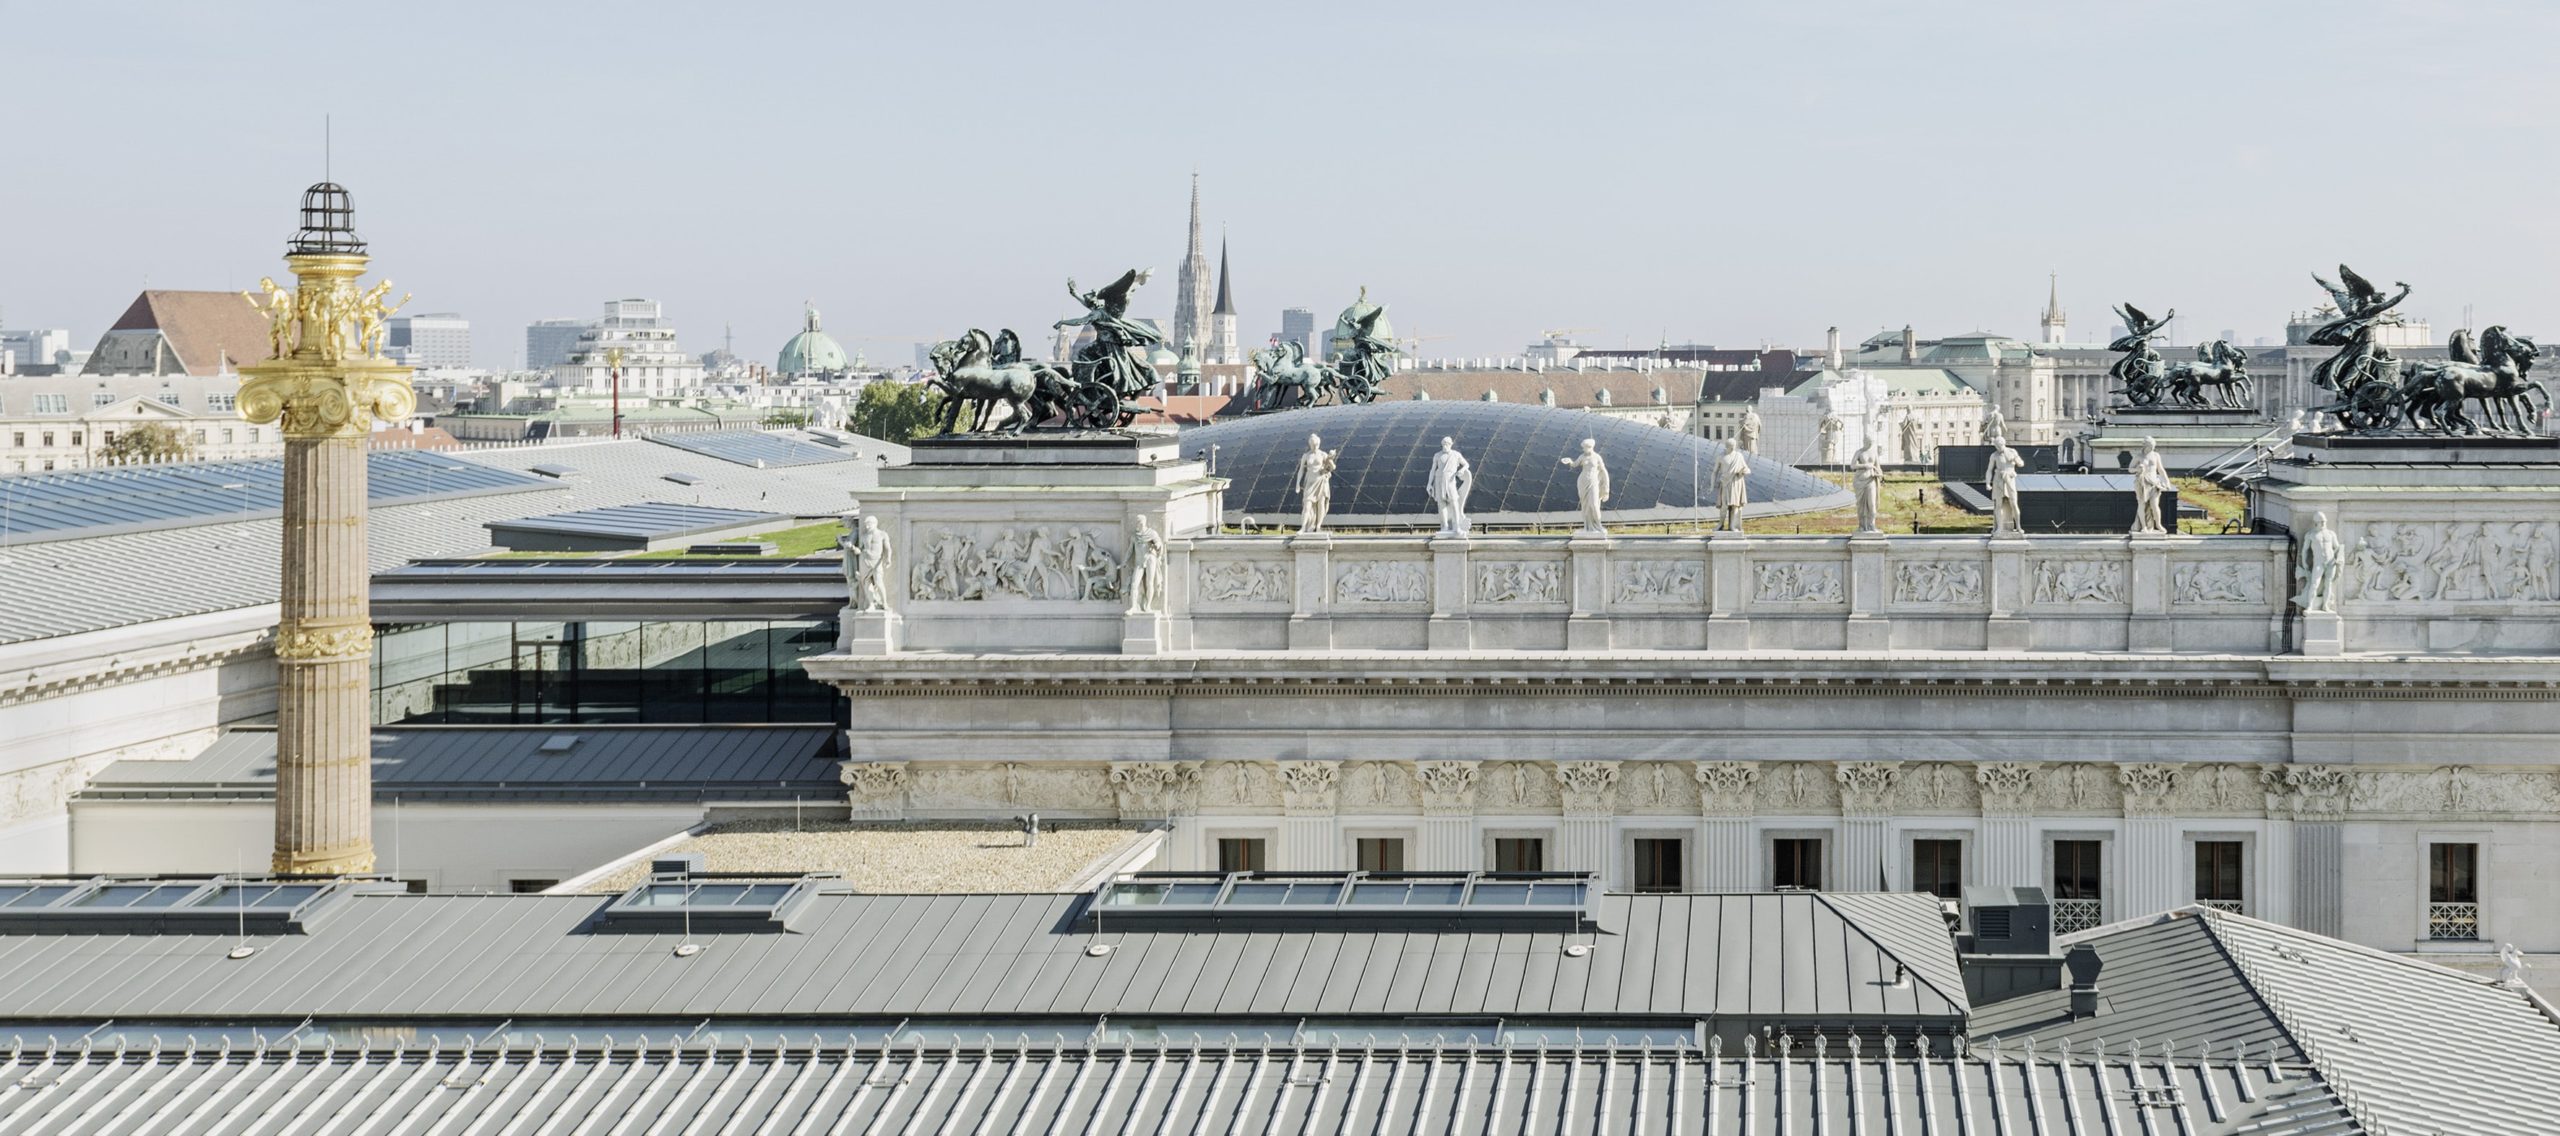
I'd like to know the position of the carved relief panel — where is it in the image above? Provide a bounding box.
[910,524,1123,602]
[1195,560,1292,604]
[1613,560,1705,605]
[1474,561,1565,604]
[2341,520,2558,604]
[1752,562,1846,604]
[1334,560,1429,604]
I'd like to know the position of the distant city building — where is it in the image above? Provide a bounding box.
[1277,308,1317,361]
[387,312,470,370]
[0,373,289,471]
[1207,239,1239,365]
[81,291,268,377]
[0,328,72,374]
[524,318,587,370]
[775,302,851,379]
[548,299,704,396]
[1172,175,1214,356]
[2039,274,2067,345]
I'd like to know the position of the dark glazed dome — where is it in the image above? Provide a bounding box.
[1182,402,1847,527]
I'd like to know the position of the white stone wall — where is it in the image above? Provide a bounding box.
[68,799,705,892]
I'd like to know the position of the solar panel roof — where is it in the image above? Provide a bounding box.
[647,430,858,468]
[0,450,549,543]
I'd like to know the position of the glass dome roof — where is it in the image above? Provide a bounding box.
[1182,402,1847,527]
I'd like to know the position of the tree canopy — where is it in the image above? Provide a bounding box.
[848,380,944,443]
[98,422,193,465]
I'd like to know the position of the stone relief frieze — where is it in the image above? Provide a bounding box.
[1196,560,1292,604]
[1108,761,1201,818]
[1757,763,1841,812]
[1413,760,1481,815]
[2343,764,2560,816]
[1276,761,1342,814]
[1335,560,1429,603]
[1693,761,1764,817]
[1476,760,1563,811]
[1892,561,1984,605]
[2171,561,2267,605]
[905,763,1110,811]
[2117,762,2183,817]
[1554,760,1623,816]
[2166,763,2266,814]
[1199,761,1279,809]
[2031,560,2125,605]
[1975,762,2039,816]
[911,525,1123,602]
[1474,561,1564,604]
[2034,763,2123,813]
[2343,520,2558,604]
[1613,561,1704,605]
[1340,761,1420,811]
[1894,762,1980,812]
[1836,762,1904,816]
[1615,762,1699,814]
[1753,562,1846,604]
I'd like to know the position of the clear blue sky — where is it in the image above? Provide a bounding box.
[5,1,2554,367]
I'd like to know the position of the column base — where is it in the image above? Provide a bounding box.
[2297,611,2343,656]
[1120,611,1167,655]
[842,610,901,655]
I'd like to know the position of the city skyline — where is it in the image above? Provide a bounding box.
[5,2,2556,367]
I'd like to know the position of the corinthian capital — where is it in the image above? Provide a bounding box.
[1414,760,1481,816]
[1553,760,1623,816]
[1835,761,1904,816]
[2117,762,2182,818]
[1693,761,1763,817]
[1974,762,2039,817]
[1276,760,1342,815]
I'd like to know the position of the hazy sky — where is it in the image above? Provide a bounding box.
[6,1,2557,368]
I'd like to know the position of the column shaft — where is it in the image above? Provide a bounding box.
[1700,818,1756,891]
[272,431,374,874]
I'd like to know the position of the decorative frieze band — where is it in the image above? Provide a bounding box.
[851,757,2560,822]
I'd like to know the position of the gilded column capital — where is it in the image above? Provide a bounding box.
[1693,761,1763,818]
[2118,762,2183,817]
[272,622,374,662]
[238,252,414,439]
[1554,760,1622,816]
[1413,760,1481,816]
[1276,760,1343,816]
[1974,762,2040,817]
[1836,761,1904,816]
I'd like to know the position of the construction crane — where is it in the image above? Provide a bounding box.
[1398,333,1453,354]
[1540,327,1598,340]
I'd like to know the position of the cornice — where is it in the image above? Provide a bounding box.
[830,673,2560,700]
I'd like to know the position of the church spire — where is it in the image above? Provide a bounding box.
[2039,272,2067,344]
[1186,172,1204,262]
[1213,234,1235,316]
[1173,172,1215,356]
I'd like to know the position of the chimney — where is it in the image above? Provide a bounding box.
[2065,943,2104,1018]
[1825,326,1843,370]
[1900,325,1917,364]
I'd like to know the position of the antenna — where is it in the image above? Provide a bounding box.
[324,114,332,182]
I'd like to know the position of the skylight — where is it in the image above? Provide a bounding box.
[1094,871,1594,928]
[598,872,830,933]
[0,877,363,933]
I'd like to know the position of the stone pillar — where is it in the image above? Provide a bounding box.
[1276,761,1341,869]
[2125,536,2171,652]
[1984,538,2030,651]
[1427,536,1471,650]
[1844,535,1890,650]
[1415,760,1481,871]
[840,761,910,820]
[1565,536,1612,650]
[1974,762,2040,890]
[239,237,415,877]
[1835,762,1903,891]
[1695,762,1763,891]
[1705,536,1751,649]
[1554,761,1621,884]
[2117,763,2183,917]
[2268,764,2348,935]
[1287,534,1333,650]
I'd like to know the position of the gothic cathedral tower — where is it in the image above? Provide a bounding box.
[1173,174,1214,358]
[2040,272,2067,345]
[1209,235,1239,365]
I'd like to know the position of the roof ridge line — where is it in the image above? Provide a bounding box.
[2195,909,2383,1133]
[1807,892,1965,1011]
[2203,904,2525,988]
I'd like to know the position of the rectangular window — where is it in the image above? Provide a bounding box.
[69,432,81,445]
[33,394,66,414]
[2194,841,2245,910]
[1633,838,1684,893]
[91,392,113,408]
[403,879,430,895]
[2052,839,2104,932]
[2428,842,2479,941]
[1493,837,1545,873]
[1912,838,1965,900]
[508,879,559,894]
[41,432,54,447]
[1216,838,1267,874]
[1355,837,1405,873]
[208,393,236,411]
[1773,838,1823,890]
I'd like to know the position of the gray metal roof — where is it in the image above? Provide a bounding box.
[0,892,1964,1025]
[0,450,547,543]
[649,430,860,468]
[0,1043,2358,1136]
[0,431,901,645]
[483,501,787,541]
[1977,908,2560,1136]
[372,558,850,620]
[77,725,841,803]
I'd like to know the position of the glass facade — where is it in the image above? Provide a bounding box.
[371,619,844,725]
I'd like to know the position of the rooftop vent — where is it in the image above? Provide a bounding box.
[663,472,703,486]
[1963,886,2052,956]
[538,734,582,754]
[1093,871,1595,931]
[530,464,575,479]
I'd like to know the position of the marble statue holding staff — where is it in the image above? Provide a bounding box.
[1292,434,1340,533]
[2293,510,2343,612]
[839,515,893,612]
[1427,436,1474,536]
[2130,436,2173,535]
[1851,441,1884,533]
[1560,439,1611,533]
[1736,407,1762,455]
[1986,441,2026,535]
[1125,518,1166,614]
[1713,446,1752,533]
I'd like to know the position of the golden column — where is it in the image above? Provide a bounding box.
[237,183,414,875]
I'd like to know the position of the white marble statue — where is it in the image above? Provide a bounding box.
[2130,436,2173,535]
[1292,434,1340,534]
[1851,442,1884,534]
[1816,413,1844,464]
[1982,407,2007,446]
[2293,510,2343,613]
[2286,409,2305,434]
[1427,436,1474,536]
[1986,442,2026,535]
[1736,407,1762,455]
[1713,446,1751,533]
[1560,439,1611,533]
[2499,942,2530,988]
[1125,518,1166,614]
[839,515,893,612]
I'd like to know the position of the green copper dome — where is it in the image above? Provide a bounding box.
[776,303,850,376]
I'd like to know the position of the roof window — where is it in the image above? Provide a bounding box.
[0,876,368,933]
[1095,871,1594,929]
[597,861,831,933]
